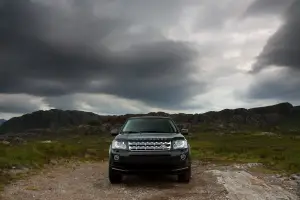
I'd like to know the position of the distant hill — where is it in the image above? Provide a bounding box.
[0,109,102,134]
[0,102,300,134]
[0,119,6,126]
[107,102,300,131]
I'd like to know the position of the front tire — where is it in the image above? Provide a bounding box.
[108,167,122,184]
[177,167,191,183]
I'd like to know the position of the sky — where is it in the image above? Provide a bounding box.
[0,0,299,119]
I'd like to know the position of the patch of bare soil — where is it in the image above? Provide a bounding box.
[0,161,298,200]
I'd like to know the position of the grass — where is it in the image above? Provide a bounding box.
[0,136,111,169]
[0,135,111,190]
[188,132,300,174]
[1,131,300,189]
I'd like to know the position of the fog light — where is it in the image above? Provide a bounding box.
[180,154,186,160]
[114,155,120,161]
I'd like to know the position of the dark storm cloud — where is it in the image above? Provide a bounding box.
[246,0,300,101]
[245,68,300,101]
[0,0,205,109]
[251,0,300,72]
[97,41,203,108]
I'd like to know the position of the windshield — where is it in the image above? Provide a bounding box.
[121,118,178,133]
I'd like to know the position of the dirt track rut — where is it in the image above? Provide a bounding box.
[1,161,298,200]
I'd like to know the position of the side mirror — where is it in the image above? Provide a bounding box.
[110,128,119,136]
[181,128,189,135]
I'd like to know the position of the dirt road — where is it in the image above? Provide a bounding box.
[1,161,299,200]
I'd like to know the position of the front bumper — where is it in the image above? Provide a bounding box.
[109,149,190,174]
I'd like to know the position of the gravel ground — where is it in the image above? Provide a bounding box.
[0,161,298,200]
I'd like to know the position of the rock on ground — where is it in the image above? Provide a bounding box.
[208,170,298,200]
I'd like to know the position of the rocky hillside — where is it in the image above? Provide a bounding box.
[0,109,102,134]
[0,102,299,134]
[0,119,6,126]
[100,102,300,132]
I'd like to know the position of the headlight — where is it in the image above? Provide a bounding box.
[112,140,127,150]
[173,140,188,149]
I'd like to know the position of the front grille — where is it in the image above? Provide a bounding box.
[114,163,175,171]
[128,139,171,151]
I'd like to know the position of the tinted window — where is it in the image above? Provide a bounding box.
[121,118,177,133]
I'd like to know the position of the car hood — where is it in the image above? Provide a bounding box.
[115,132,185,140]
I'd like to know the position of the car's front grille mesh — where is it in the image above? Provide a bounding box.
[128,139,171,151]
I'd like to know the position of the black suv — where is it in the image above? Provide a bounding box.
[108,116,191,184]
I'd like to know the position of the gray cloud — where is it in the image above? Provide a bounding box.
[246,0,300,102]
[252,0,300,72]
[44,94,151,115]
[0,0,207,111]
[3,0,294,116]
[194,0,252,30]
[244,0,293,17]
[0,95,42,114]
[245,68,300,101]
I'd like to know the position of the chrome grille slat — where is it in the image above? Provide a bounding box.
[128,139,171,151]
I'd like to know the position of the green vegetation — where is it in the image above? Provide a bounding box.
[0,136,110,169]
[188,132,300,174]
[0,135,111,190]
[1,131,300,189]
